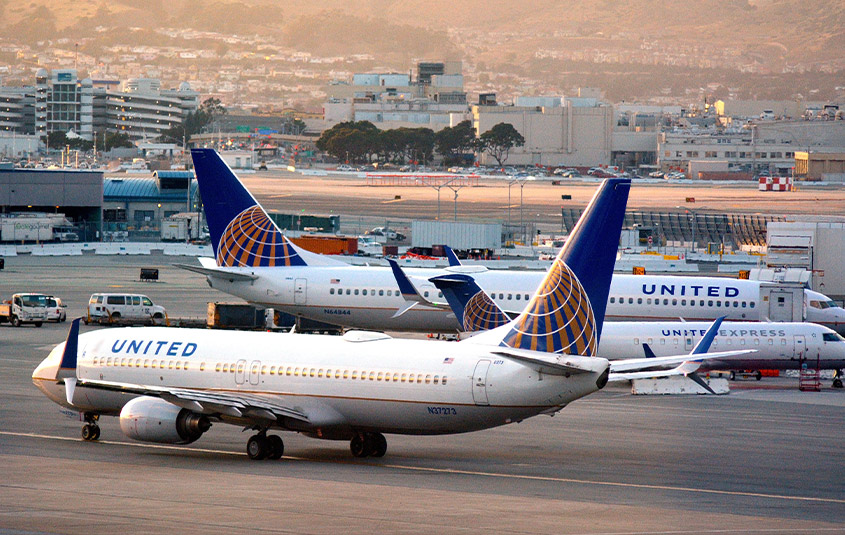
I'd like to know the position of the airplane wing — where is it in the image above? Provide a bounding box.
[67,377,310,424]
[174,263,258,282]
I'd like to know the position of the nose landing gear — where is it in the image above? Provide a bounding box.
[81,412,100,441]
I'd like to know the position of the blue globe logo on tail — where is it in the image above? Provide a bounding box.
[216,206,306,267]
[501,258,597,356]
[463,291,509,332]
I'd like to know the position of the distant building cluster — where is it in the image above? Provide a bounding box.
[0,69,199,151]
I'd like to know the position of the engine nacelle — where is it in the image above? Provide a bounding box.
[119,396,211,444]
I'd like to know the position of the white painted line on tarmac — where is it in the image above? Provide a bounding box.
[3,430,843,506]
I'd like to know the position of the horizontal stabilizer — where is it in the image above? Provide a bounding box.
[493,348,607,376]
[175,263,258,282]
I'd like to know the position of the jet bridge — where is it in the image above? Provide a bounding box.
[759,283,805,323]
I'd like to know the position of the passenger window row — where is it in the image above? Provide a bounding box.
[92,357,190,369]
[329,287,445,299]
[634,337,785,347]
[609,296,755,309]
[91,357,451,385]
[493,293,531,301]
[217,362,448,385]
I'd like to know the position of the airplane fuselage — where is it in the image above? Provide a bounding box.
[33,327,607,438]
[599,321,845,370]
[203,264,845,335]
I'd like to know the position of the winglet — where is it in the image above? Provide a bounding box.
[56,318,80,380]
[691,316,726,354]
[443,246,462,267]
[386,258,444,316]
[387,258,419,300]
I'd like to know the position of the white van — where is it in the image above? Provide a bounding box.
[86,293,167,325]
[46,296,67,322]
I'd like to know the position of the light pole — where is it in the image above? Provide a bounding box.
[507,176,528,245]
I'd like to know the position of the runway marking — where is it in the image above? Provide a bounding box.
[2,430,843,506]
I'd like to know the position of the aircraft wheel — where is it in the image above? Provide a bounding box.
[247,435,269,460]
[833,378,843,389]
[35,322,42,328]
[350,434,368,458]
[266,435,284,460]
[368,432,387,458]
[81,424,100,441]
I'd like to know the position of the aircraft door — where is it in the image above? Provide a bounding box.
[472,359,491,406]
[235,359,247,385]
[294,278,307,305]
[685,337,694,352]
[793,335,806,360]
[249,360,261,385]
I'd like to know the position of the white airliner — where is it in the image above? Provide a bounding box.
[182,149,845,336]
[32,178,747,459]
[422,268,845,385]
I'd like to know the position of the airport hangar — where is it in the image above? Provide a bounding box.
[0,168,198,242]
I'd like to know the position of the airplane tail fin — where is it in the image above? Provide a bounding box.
[190,149,308,267]
[498,178,630,355]
[430,274,510,332]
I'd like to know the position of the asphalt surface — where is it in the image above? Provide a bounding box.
[1,255,844,534]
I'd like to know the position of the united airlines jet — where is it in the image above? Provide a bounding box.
[181,150,845,335]
[40,178,726,459]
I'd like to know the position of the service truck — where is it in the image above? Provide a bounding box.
[0,293,48,327]
[160,212,205,242]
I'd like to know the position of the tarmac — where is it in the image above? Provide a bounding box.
[1,254,844,534]
[238,172,845,232]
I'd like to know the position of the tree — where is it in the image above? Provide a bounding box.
[103,132,133,150]
[434,120,476,166]
[316,121,379,163]
[478,123,525,166]
[159,97,228,143]
[46,131,93,152]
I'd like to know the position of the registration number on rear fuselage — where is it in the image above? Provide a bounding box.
[427,406,457,415]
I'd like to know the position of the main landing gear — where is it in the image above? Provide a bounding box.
[833,369,843,389]
[350,432,387,458]
[81,412,100,441]
[246,430,284,460]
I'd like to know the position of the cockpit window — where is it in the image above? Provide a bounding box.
[810,300,824,309]
[823,333,845,342]
[826,300,838,309]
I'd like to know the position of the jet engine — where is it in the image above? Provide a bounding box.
[119,396,211,444]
